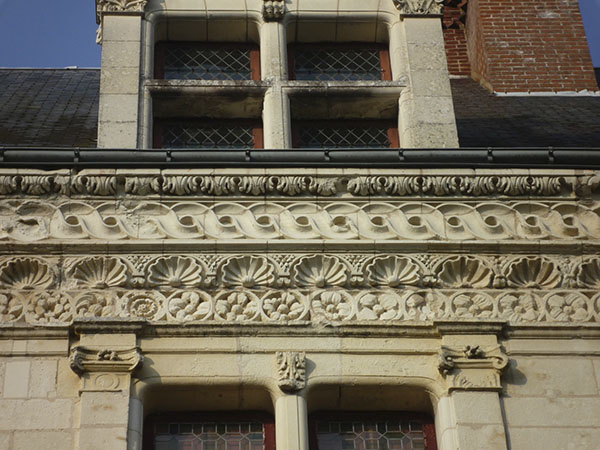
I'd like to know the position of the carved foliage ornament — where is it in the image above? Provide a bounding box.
[276,351,306,392]
[438,344,508,391]
[393,0,445,16]
[95,0,148,44]
[263,0,285,21]
[69,346,144,375]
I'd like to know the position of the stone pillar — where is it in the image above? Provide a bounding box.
[96,0,147,148]
[70,333,143,450]
[389,1,459,148]
[274,351,309,450]
[436,326,509,450]
[260,2,291,149]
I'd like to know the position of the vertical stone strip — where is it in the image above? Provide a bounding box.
[70,337,143,450]
[275,351,309,450]
[97,1,146,148]
[260,11,291,149]
[436,328,509,450]
[389,1,459,148]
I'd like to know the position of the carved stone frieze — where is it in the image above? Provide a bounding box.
[263,0,285,21]
[276,351,306,392]
[439,344,508,391]
[393,0,445,16]
[0,171,583,198]
[1,199,599,243]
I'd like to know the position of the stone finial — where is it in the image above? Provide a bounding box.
[393,0,445,16]
[263,0,286,21]
[438,344,508,391]
[276,351,306,392]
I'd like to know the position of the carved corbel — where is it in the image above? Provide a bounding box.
[95,0,148,44]
[263,0,286,21]
[438,344,508,391]
[70,346,143,391]
[276,351,306,392]
[393,0,445,16]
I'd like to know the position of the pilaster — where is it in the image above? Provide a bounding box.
[70,333,143,450]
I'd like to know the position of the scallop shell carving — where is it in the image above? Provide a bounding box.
[438,256,492,288]
[148,256,203,288]
[69,257,128,288]
[293,255,348,288]
[365,256,420,287]
[0,258,54,290]
[507,257,561,289]
[221,256,275,288]
[577,258,600,288]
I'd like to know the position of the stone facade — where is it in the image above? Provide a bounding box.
[0,1,599,450]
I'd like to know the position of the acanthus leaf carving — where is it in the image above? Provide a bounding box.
[95,0,148,44]
[393,0,445,16]
[69,346,143,377]
[276,351,306,392]
[438,344,508,391]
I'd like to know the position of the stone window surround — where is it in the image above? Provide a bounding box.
[113,1,458,150]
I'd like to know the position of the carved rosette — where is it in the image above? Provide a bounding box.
[69,346,143,391]
[276,351,306,392]
[438,345,508,391]
[263,0,285,21]
[393,0,445,16]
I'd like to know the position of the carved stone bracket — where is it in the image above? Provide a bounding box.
[95,0,148,44]
[70,346,144,391]
[276,351,306,392]
[438,344,508,391]
[393,0,445,16]
[263,0,286,21]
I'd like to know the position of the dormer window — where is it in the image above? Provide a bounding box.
[288,45,391,81]
[155,43,261,81]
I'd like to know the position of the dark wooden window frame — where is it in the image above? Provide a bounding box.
[153,119,264,149]
[155,42,261,80]
[143,411,276,450]
[292,120,400,149]
[309,411,438,450]
[288,43,392,81]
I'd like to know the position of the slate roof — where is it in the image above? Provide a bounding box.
[0,68,599,149]
[0,69,99,148]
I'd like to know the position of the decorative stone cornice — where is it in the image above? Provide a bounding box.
[438,344,508,391]
[393,0,445,16]
[263,0,285,21]
[276,351,306,392]
[69,346,143,375]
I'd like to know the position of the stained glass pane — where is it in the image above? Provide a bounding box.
[294,47,383,81]
[164,45,253,81]
[153,420,265,450]
[315,419,427,450]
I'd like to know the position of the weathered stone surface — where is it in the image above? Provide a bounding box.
[3,361,30,398]
[29,360,58,398]
[13,431,73,449]
[503,397,600,427]
[0,399,73,430]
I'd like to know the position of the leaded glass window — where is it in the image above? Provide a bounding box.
[154,121,263,149]
[145,414,276,450]
[289,45,391,81]
[155,43,261,81]
[310,414,437,450]
[294,121,398,149]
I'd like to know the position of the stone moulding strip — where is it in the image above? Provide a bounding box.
[0,199,599,242]
[1,169,598,198]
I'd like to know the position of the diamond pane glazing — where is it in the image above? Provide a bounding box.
[294,48,382,81]
[164,46,253,80]
[154,421,266,450]
[315,419,426,450]
[162,124,255,149]
[298,125,390,149]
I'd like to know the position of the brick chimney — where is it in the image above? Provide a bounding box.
[443,0,599,93]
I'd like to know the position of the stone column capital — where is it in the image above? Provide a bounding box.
[393,0,445,16]
[438,344,509,392]
[95,0,147,44]
[263,0,286,21]
[276,351,306,392]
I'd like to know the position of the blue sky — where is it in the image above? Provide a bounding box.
[0,0,599,68]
